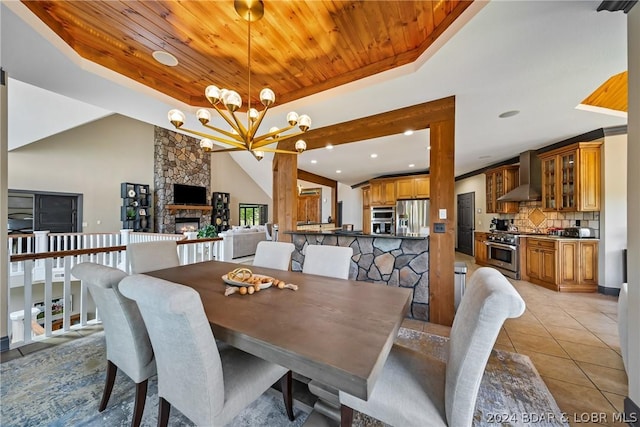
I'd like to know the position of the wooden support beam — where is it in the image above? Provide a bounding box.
[274,97,457,326]
[429,118,456,326]
[280,97,455,151]
[273,153,298,242]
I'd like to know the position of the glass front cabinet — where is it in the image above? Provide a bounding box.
[538,142,602,212]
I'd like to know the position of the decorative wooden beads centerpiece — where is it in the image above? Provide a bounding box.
[224,267,298,296]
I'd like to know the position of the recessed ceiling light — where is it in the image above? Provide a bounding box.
[404,130,414,136]
[370,153,378,158]
[311,159,317,164]
[427,146,431,150]
[336,170,342,174]
[408,164,415,168]
[152,50,179,67]
[326,144,334,150]
[498,110,520,118]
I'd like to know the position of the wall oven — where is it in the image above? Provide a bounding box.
[371,207,394,235]
[485,235,519,279]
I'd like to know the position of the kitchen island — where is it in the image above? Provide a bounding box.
[286,230,430,320]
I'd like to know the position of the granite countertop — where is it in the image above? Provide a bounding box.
[286,230,429,240]
[517,234,600,242]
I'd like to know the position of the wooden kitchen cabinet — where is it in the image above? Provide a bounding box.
[363,207,371,234]
[526,237,598,292]
[526,239,556,288]
[370,179,396,206]
[362,186,371,208]
[539,142,602,212]
[474,232,489,265]
[396,175,430,199]
[362,185,371,233]
[485,165,519,214]
[297,192,321,223]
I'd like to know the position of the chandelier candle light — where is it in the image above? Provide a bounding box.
[167,0,310,161]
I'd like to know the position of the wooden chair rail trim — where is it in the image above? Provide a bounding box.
[9,237,222,263]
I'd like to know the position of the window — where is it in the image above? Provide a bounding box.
[239,204,268,226]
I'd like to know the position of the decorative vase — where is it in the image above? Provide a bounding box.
[140,217,148,230]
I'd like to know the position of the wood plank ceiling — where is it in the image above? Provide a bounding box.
[580,71,628,114]
[22,1,473,108]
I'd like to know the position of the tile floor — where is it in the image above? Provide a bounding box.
[403,252,628,427]
[3,253,629,426]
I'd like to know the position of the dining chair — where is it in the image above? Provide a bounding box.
[339,267,526,427]
[265,222,273,241]
[302,245,353,279]
[71,262,156,427]
[253,241,295,271]
[119,274,295,427]
[127,240,180,274]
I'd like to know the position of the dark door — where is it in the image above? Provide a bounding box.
[457,192,475,256]
[34,194,78,232]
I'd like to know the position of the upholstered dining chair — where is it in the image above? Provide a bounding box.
[119,274,295,427]
[71,262,155,427]
[253,241,295,271]
[265,222,273,241]
[127,240,180,274]
[302,245,353,279]
[339,267,526,427]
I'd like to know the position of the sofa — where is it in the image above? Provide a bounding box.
[220,228,267,260]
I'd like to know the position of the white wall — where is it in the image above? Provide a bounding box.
[626,1,640,406]
[338,183,363,229]
[211,153,272,226]
[455,173,493,233]
[599,134,627,289]
[8,114,154,232]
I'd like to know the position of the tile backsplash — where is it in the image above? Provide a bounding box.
[500,201,600,237]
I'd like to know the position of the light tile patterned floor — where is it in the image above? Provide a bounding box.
[404,253,628,427]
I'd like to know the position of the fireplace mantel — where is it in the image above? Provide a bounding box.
[166,204,213,214]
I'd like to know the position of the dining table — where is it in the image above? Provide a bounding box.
[144,259,412,425]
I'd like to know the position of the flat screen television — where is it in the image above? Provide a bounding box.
[173,184,207,205]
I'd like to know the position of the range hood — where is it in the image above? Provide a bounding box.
[497,150,541,202]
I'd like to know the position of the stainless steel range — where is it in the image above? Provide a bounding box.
[485,232,520,279]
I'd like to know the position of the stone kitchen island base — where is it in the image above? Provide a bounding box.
[288,231,429,321]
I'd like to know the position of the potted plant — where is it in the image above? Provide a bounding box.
[197,224,217,239]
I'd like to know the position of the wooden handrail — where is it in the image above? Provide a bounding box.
[9,237,223,263]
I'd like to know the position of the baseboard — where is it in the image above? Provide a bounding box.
[0,336,9,352]
[598,286,621,296]
[625,396,639,427]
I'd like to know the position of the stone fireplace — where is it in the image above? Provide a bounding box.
[175,217,200,234]
[154,127,211,233]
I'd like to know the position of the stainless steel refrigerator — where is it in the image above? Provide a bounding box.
[396,199,430,236]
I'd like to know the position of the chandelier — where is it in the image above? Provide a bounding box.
[167,0,310,161]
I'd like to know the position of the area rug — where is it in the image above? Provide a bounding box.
[0,332,308,427]
[1,328,567,427]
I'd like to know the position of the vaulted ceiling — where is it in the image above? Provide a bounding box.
[23,0,472,107]
[3,1,628,188]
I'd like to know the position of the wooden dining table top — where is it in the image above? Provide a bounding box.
[144,260,412,400]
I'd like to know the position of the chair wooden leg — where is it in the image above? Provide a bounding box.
[99,360,117,412]
[340,405,354,427]
[280,371,295,421]
[131,380,148,427]
[157,397,171,427]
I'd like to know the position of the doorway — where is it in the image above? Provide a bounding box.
[457,192,475,256]
[34,194,80,232]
